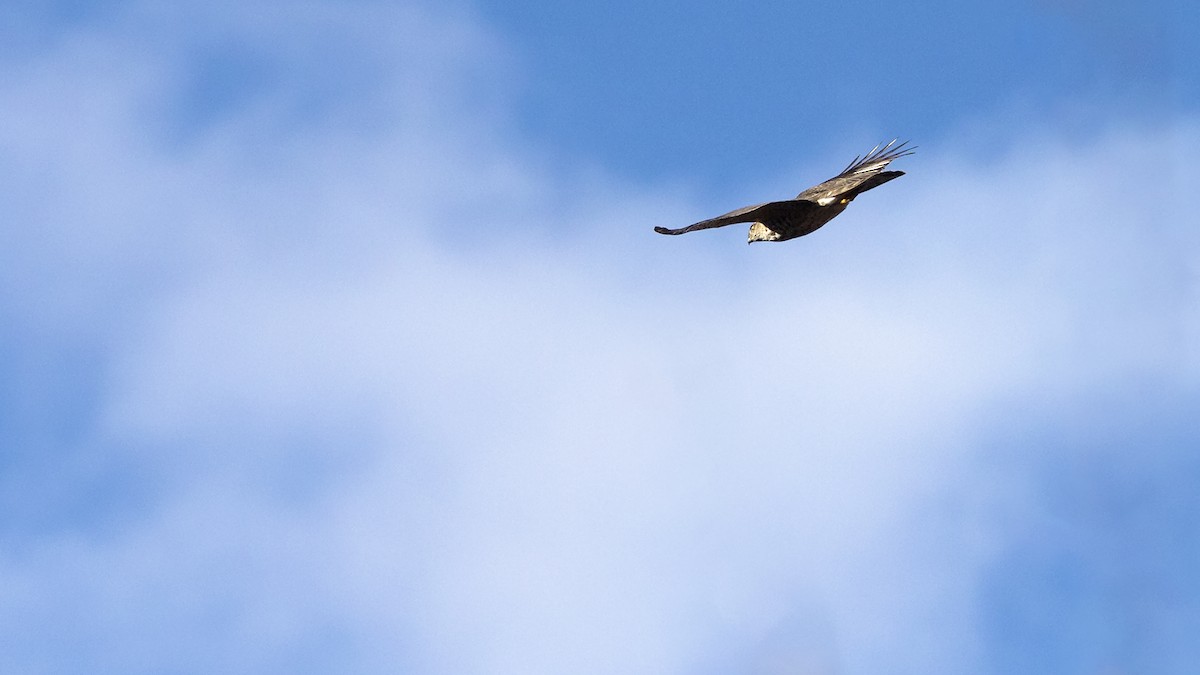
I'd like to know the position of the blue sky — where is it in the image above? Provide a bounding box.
[1,1,1198,673]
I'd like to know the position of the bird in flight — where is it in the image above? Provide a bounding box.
[655,139,914,244]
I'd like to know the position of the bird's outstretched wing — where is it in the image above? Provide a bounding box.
[796,139,915,203]
[654,199,816,236]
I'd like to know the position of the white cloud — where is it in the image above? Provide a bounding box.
[2,3,1198,674]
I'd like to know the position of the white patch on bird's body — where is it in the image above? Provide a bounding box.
[817,196,836,206]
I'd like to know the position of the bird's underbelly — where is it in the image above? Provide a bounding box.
[772,203,846,241]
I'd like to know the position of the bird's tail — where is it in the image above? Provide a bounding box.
[846,170,905,198]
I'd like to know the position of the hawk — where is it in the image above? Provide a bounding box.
[655,139,914,243]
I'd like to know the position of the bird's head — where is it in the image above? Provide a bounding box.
[747,222,782,244]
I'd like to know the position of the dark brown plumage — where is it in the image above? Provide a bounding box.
[655,140,914,243]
